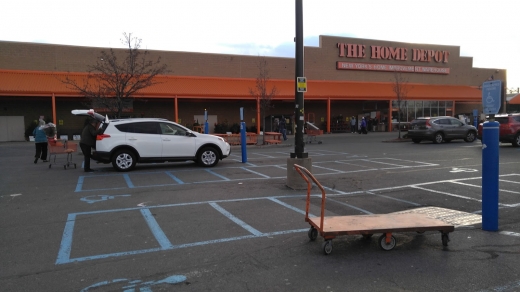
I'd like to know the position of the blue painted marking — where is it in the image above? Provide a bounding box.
[209,202,263,236]
[81,275,186,292]
[241,167,270,178]
[140,208,173,249]
[268,197,315,217]
[75,176,85,192]
[55,214,76,265]
[205,169,230,181]
[123,174,135,188]
[165,171,185,184]
[80,194,131,204]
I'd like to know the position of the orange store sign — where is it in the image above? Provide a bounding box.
[337,42,450,74]
[337,62,450,74]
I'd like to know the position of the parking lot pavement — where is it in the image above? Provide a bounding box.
[1,133,520,291]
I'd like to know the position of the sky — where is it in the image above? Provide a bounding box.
[2,0,520,91]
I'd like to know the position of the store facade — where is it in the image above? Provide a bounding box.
[0,36,505,141]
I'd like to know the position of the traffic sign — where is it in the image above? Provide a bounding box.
[297,77,307,92]
[482,80,502,114]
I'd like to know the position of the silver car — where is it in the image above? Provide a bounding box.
[408,116,477,144]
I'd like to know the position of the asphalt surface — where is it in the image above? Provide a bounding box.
[1,132,519,292]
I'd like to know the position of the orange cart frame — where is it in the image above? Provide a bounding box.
[293,164,454,255]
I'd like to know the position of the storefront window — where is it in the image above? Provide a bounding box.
[438,101,446,116]
[430,101,439,117]
[415,101,423,118]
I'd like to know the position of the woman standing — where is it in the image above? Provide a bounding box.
[32,118,48,163]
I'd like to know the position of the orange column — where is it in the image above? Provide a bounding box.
[388,99,392,132]
[174,96,178,123]
[256,97,261,134]
[327,97,331,133]
[52,93,57,125]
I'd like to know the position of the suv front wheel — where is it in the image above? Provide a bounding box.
[112,149,137,172]
[198,147,219,167]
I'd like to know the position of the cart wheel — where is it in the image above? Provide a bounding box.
[48,165,51,169]
[441,233,450,246]
[417,231,425,234]
[379,234,396,251]
[64,165,67,170]
[318,141,322,144]
[362,234,373,239]
[74,164,77,169]
[308,227,318,241]
[322,240,333,255]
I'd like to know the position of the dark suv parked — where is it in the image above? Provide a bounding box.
[477,113,520,147]
[408,116,477,144]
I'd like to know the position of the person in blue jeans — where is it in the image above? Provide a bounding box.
[360,117,368,134]
[279,116,287,141]
[32,118,48,163]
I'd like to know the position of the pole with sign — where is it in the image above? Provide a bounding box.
[481,80,501,231]
[240,107,247,163]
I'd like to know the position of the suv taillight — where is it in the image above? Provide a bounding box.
[425,120,431,129]
[97,134,111,140]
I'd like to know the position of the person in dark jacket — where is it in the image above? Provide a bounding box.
[32,118,48,164]
[279,116,287,141]
[80,118,103,172]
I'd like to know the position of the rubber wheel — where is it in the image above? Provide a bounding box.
[442,233,450,246]
[433,133,443,144]
[112,149,137,172]
[322,240,333,255]
[464,131,476,142]
[513,133,520,147]
[412,139,421,144]
[379,234,396,251]
[362,234,373,239]
[308,227,318,241]
[198,147,219,167]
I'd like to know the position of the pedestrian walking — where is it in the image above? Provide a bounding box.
[360,117,368,134]
[80,118,103,172]
[32,118,48,164]
[279,115,287,141]
[350,116,356,133]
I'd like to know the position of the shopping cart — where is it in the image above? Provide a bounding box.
[48,138,77,169]
[305,122,323,144]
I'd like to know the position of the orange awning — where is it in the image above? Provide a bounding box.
[0,69,481,101]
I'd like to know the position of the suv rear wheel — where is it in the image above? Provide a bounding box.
[513,133,520,147]
[433,132,444,144]
[464,131,476,143]
[112,149,137,171]
[198,147,219,167]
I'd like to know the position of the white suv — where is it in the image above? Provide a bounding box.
[72,110,231,171]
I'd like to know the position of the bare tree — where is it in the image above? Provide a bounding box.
[62,33,169,118]
[392,71,409,139]
[249,58,278,144]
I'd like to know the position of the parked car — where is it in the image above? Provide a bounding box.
[408,116,477,144]
[477,113,520,147]
[72,110,231,171]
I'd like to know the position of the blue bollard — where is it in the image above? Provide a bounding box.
[204,122,209,134]
[482,121,499,231]
[240,122,247,163]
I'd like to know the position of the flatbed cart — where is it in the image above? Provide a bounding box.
[305,122,323,144]
[48,138,77,169]
[293,164,454,255]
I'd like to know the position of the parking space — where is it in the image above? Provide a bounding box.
[2,134,520,292]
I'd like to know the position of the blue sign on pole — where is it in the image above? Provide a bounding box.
[482,80,502,114]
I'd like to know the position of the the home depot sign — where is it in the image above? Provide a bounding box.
[336,43,451,74]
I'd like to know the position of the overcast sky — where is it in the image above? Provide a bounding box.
[2,0,519,90]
